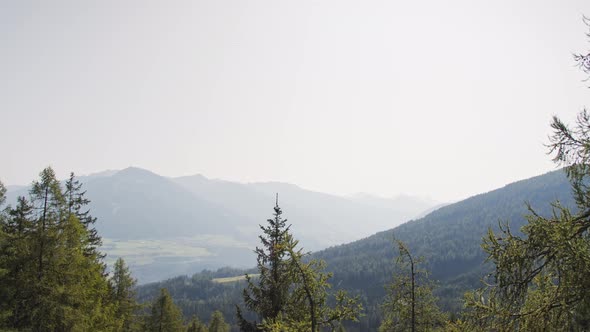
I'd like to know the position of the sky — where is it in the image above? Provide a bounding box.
[1,0,590,202]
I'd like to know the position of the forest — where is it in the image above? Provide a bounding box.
[2,14,590,332]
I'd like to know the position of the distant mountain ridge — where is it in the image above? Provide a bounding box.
[4,167,437,283]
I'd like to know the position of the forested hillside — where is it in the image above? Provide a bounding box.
[136,169,575,330]
[315,169,575,327]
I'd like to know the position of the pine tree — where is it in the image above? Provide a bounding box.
[208,311,230,332]
[111,257,139,331]
[186,315,207,332]
[146,288,184,332]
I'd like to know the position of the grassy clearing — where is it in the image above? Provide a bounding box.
[212,274,259,283]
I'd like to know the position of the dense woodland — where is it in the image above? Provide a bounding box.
[2,18,590,332]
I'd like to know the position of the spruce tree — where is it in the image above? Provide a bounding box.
[64,172,103,259]
[111,257,139,331]
[208,311,230,332]
[237,197,297,331]
[237,197,361,332]
[146,288,184,332]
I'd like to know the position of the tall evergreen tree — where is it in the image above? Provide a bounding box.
[28,167,66,330]
[237,197,361,332]
[146,288,184,332]
[208,311,230,332]
[237,197,298,331]
[64,172,103,259]
[111,257,139,331]
[51,214,117,331]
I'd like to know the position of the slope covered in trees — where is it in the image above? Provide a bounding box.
[136,169,574,330]
[315,169,574,326]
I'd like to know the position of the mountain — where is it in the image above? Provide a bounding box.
[5,167,437,283]
[313,169,575,326]
[5,185,26,193]
[348,193,440,215]
[84,167,248,238]
[173,176,437,250]
[135,169,576,331]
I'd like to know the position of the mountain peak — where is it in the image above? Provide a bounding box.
[111,167,165,183]
[117,166,157,176]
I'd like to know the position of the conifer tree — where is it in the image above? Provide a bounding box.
[237,197,361,332]
[186,315,207,332]
[237,197,298,331]
[64,172,103,259]
[51,213,117,330]
[277,245,362,332]
[28,167,66,330]
[0,168,119,331]
[146,288,184,332]
[208,311,230,332]
[0,196,34,328]
[111,257,139,331]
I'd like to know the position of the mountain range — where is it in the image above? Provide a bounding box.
[5,167,438,282]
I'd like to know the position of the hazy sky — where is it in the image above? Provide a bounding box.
[2,0,590,202]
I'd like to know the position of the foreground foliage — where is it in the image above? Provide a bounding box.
[379,240,445,332]
[462,18,590,331]
[0,168,119,331]
[237,199,362,331]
